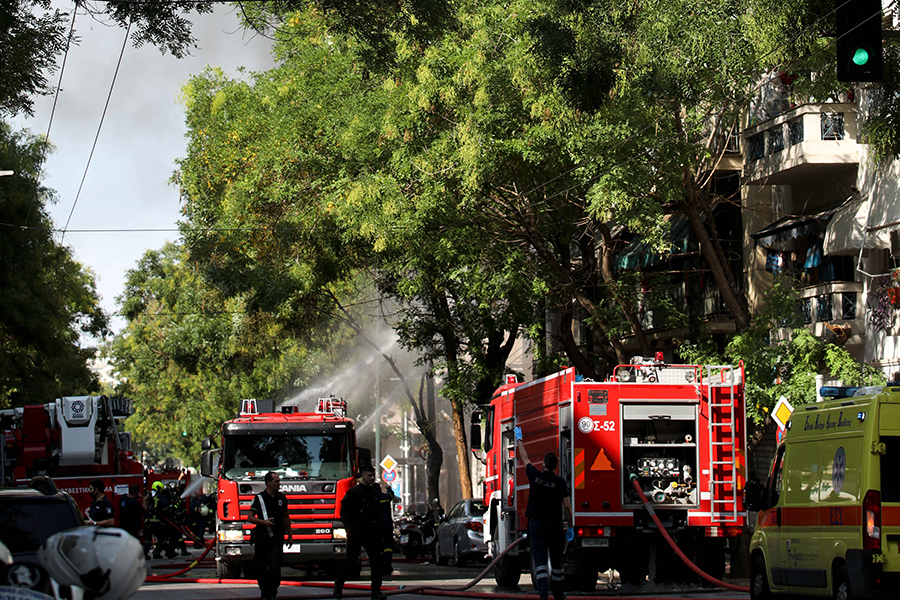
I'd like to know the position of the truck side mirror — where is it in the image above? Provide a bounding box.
[201,437,215,451]
[744,478,763,511]
[356,447,372,474]
[469,411,482,451]
[200,448,220,477]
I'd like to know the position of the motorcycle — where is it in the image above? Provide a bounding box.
[397,502,440,559]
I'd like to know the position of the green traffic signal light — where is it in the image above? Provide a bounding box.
[852,47,871,66]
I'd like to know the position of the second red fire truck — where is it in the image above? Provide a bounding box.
[472,355,748,590]
[200,396,371,579]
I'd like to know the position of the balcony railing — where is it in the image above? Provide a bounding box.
[793,282,863,337]
[742,103,858,185]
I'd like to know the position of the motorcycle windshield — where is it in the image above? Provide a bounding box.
[222,433,352,480]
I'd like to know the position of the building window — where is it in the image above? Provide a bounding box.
[799,297,812,324]
[842,292,858,320]
[747,134,765,161]
[816,294,833,322]
[821,113,844,140]
[768,127,785,154]
[788,117,804,146]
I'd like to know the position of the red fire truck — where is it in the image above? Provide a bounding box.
[472,355,747,590]
[1,395,147,526]
[200,396,371,579]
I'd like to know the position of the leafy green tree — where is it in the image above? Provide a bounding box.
[108,242,331,463]
[0,0,69,117]
[0,122,108,407]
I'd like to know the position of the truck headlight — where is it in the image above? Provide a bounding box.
[218,529,245,542]
[332,527,347,540]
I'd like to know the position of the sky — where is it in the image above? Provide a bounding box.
[12,2,275,335]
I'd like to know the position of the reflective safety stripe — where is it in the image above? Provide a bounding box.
[256,493,274,537]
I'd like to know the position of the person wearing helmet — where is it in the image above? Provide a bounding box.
[147,481,177,559]
[248,472,292,600]
[86,480,115,528]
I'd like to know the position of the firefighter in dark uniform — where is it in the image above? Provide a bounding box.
[86,479,115,527]
[248,471,292,600]
[377,484,394,575]
[334,465,385,600]
[515,427,572,600]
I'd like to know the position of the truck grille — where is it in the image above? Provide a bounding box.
[238,494,337,540]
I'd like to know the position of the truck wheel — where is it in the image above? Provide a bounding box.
[216,560,241,579]
[833,564,850,600]
[750,555,772,600]
[493,553,522,588]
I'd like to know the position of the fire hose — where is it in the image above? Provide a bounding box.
[629,475,750,593]
[144,534,528,598]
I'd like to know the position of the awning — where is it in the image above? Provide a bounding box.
[751,205,841,249]
[615,214,691,271]
[823,196,890,256]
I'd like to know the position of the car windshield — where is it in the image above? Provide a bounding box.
[223,433,352,480]
[0,500,79,556]
[470,500,486,516]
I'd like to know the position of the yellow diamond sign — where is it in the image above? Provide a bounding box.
[380,454,397,472]
[772,396,794,430]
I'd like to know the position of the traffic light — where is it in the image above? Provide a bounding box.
[835,0,883,82]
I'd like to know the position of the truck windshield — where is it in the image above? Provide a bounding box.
[222,433,352,480]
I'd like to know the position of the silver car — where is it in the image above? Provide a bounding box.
[432,498,486,567]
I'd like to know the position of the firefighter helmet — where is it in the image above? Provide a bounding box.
[151,481,164,492]
[38,527,145,600]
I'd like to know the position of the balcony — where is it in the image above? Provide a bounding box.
[742,103,859,185]
[794,281,864,343]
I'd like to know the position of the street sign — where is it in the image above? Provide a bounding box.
[772,395,794,430]
[383,469,397,483]
[380,454,397,472]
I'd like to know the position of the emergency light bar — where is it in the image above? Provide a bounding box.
[317,396,347,417]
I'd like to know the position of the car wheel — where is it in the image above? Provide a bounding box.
[435,538,448,565]
[454,538,468,567]
[750,555,772,600]
[833,563,851,600]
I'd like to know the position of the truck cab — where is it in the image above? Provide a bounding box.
[201,397,370,579]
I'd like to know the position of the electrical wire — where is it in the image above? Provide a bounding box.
[60,17,133,242]
[24,3,79,227]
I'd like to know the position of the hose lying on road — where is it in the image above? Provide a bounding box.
[629,475,750,593]
[144,535,528,598]
[145,536,217,580]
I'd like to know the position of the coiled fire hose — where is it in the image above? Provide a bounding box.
[629,475,750,593]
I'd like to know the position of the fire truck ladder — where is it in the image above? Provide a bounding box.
[704,365,738,523]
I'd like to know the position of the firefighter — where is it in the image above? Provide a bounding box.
[85,479,115,527]
[148,481,177,559]
[515,426,573,600]
[247,471,292,600]
[334,465,385,600]
[377,484,394,576]
[190,486,214,548]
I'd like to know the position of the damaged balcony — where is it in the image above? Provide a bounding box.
[742,103,859,186]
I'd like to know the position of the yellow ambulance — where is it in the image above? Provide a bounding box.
[747,385,900,600]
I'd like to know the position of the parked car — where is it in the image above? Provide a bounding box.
[432,498,486,567]
[0,477,84,563]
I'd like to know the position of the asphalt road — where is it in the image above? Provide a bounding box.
[133,550,751,600]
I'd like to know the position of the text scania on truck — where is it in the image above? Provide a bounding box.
[200,396,371,579]
[471,355,748,590]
